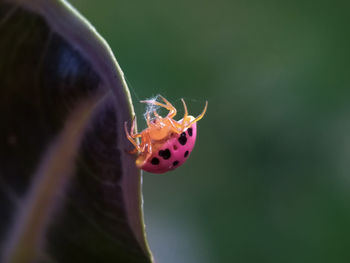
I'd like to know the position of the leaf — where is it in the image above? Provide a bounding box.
[0,0,153,262]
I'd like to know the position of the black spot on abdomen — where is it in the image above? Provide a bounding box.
[184,151,189,158]
[187,128,193,136]
[159,149,171,160]
[178,132,187,145]
[173,160,179,166]
[151,157,160,165]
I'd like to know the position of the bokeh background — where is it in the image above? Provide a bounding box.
[72,1,350,262]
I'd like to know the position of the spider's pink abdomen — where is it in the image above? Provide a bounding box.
[141,123,197,174]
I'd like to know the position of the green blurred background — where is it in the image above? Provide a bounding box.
[72,0,350,262]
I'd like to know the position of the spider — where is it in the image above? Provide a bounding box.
[125,95,207,173]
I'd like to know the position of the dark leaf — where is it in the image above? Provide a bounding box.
[0,0,152,262]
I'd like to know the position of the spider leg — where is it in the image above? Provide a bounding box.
[140,99,167,109]
[186,101,208,128]
[139,140,146,153]
[124,120,141,152]
[139,133,153,164]
[168,118,183,134]
[131,133,142,139]
[146,111,152,127]
[135,134,151,168]
[129,117,143,140]
[129,116,140,138]
[140,95,177,119]
[181,98,188,130]
[158,95,177,118]
[138,132,151,153]
[153,110,161,119]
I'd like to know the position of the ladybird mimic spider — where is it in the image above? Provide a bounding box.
[125,95,207,173]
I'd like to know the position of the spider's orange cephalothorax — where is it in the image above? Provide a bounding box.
[124,95,208,172]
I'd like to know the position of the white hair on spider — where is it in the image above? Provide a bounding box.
[143,94,162,121]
